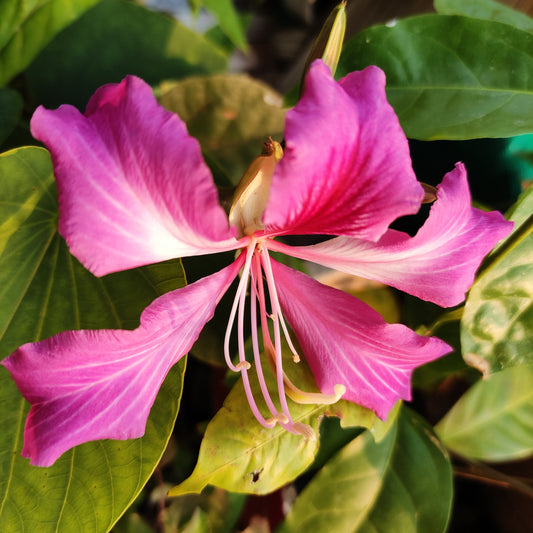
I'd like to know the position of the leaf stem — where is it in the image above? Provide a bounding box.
[452,454,533,499]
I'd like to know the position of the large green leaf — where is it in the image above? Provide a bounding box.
[0,147,186,531]
[338,14,533,140]
[277,407,452,533]
[169,351,396,496]
[436,364,533,461]
[461,185,533,373]
[0,0,101,86]
[0,88,22,144]
[435,0,533,33]
[203,0,247,51]
[158,74,285,185]
[25,0,228,109]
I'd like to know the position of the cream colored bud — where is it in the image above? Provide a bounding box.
[303,1,346,80]
[229,138,283,238]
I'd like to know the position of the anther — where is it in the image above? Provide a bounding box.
[285,380,346,405]
[292,422,316,440]
[265,413,290,426]
[235,361,252,371]
[333,384,347,396]
[420,182,438,203]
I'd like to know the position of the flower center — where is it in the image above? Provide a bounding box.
[224,238,346,437]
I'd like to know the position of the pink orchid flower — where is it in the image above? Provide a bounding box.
[2,60,512,467]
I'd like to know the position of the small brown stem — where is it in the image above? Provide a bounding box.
[452,455,533,499]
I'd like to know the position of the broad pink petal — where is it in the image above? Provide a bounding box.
[270,259,451,419]
[31,76,241,276]
[1,258,242,466]
[269,164,513,307]
[262,60,423,240]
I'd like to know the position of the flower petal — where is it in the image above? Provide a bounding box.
[1,259,242,466]
[270,259,451,419]
[31,76,241,276]
[262,60,423,240]
[269,164,513,307]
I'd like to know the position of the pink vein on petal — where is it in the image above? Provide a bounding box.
[262,60,423,240]
[31,76,242,276]
[270,258,452,419]
[268,164,513,307]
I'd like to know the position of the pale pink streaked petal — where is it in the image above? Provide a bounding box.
[1,258,243,466]
[31,76,242,277]
[269,164,513,307]
[270,259,451,419]
[262,60,423,240]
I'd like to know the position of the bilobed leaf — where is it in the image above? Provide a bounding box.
[0,0,101,86]
[434,0,533,33]
[169,353,393,496]
[158,74,285,185]
[0,147,186,531]
[436,365,533,461]
[25,0,228,109]
[277,407,452,533]
[461,185,533,373]
[338,14,533,140]
[0,89,22,144]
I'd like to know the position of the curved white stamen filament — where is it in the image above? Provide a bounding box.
[224,240,279,428]
[254,249,303,431]
[259,242,301,363]
[259,246,293,423]
[224,239,340,438]
[254,252,276,368]
[224,240,256,372]
[240,365,277,428]
[285,380,347,405]
[249,262,279,419]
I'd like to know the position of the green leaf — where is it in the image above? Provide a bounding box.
[434,0,533,33]
[0,89,22,144]
[158,74,285,185]
[25,0,228,110]
[277,407,452,533]
[169,351,393,496]
[188,0,202,17]
[0,0,101,86]
[338,14,533,140]
[461,186,533,373]
[203,0,248,51]
[155,488,246,533]
[169,382,322,495]
[435,364,533,461]
[0,147,186,531]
